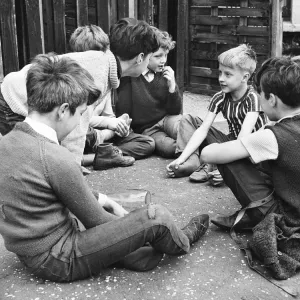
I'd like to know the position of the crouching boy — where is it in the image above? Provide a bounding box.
[0,54,209,282]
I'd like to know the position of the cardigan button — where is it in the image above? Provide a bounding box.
[278,251,283,256]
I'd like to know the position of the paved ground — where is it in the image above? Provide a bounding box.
[1,92,299,300]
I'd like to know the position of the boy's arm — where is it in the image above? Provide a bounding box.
[164,66,182,114]
[46,152,119,228]
[238,111,260,139]
[115,77,132,117]
[201,128,278,165]
[166,111,216,173]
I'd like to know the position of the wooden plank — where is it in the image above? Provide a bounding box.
[42,0,54,53]
[191,0,240,6]
[190,66,219,78]
[176,0,188,90]
[53,0,66,54]
[138,0,154,25]
[191,32,238,43]
[0,0,19,74]
[96,0,110,33]
[239,0,248,44]
[186,85,220,96]
[76,0,88,26]
[218,7,269,17]
[271,0,283,56]
[158,0,168,31]
[15,0,27,66]
[118,0,129,19]
[24,0,44,58]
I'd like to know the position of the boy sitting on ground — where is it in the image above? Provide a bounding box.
[166,44,267,184]
[70,25,156,170]
[0,53,209,282]
[200,56,300,280]
[116,27,182,158]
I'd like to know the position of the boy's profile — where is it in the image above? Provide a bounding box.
[116,27,183,158]
[167,44,267,182]
[0,53,209,282]
[200,56,300,280]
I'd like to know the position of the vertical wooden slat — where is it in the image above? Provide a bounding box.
[42,0,54,53]
[128,0,137,18]
[138,0,154,25]
[158,0,168,31]
[0,0,19,75]
[76,0,89,26]
[24,0,44,59]
[239,0,248,44]
[96,0,111,33]
[118,0,129,19]
[176,0,188,91]
[53,0,66,54]
[271,0,283,56]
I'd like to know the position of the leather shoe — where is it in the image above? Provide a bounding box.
[182,214,209,244]
[211,211,257,231]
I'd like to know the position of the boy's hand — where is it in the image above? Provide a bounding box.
[166,158,185,177]
[104,198,129,217]
[107,118,129,137]
[163,66,176,93]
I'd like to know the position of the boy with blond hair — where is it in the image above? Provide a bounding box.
[167,44,267,182]
[116,27,183,158]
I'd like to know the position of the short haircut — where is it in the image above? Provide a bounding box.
[110,20,159,60]
[218,44,257,75]
[254,56,300,108]
[27,54,100,114]
[69,25,109,52]
[152,27,175,51]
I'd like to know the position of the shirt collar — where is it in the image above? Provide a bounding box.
[276,112,300,124]
[142,68,156,76]
[24,117,59,144]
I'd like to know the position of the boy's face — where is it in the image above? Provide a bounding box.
[218,63,247,94]
[57,103,87,141]
[148,48,169,72]
[259,91,278,121]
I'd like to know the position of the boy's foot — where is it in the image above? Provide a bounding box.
[182,214,209,244]
[211,211,257,231]
[189,164,212,182]
[172,154,200,178]
[93,143,135,170]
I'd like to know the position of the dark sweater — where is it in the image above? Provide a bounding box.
[0,122,116,256]
[116,72,182,134]
[267,115,300,226]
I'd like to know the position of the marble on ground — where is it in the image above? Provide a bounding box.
[1,92,299,300]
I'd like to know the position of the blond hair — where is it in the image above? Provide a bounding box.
[152,27,176,51]
[218,44,257,75]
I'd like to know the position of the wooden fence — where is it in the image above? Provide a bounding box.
[0,0,284,94]
[176,0,283,94]
[0,0,175,79]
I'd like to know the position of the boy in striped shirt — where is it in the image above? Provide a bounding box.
[166,44,267,184]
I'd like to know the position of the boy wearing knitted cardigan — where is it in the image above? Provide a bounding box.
[116,27,183,158]
[0,21,158,170]
[0,53,209,281]
[201,56,300,279]
[70,25,156,170]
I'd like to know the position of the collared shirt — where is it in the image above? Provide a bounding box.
[240,113,300,164]
[143,68,155,82]
[24,117,59,145]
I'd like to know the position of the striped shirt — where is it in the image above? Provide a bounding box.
[208,86,267,138]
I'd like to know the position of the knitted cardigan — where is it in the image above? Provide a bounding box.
[0,50,119,164]
[249,116,300,279]
[0,122,116,256]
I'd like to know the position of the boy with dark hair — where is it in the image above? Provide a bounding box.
[201,56,300,279]
[69,24,156,170]
[0,53,209,282]
[167,44,267,181]
[116,27,183,158]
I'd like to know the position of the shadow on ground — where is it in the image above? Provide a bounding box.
[1,93,299,300]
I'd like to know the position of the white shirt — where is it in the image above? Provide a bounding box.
[24,117,59,145]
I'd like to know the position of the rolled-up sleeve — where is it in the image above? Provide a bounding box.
[240,129,278,164]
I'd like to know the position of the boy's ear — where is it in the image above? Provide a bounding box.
[58,103,70,120]
[269,93,277,107]
[242,72,250,82]
[136,53,144,65]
